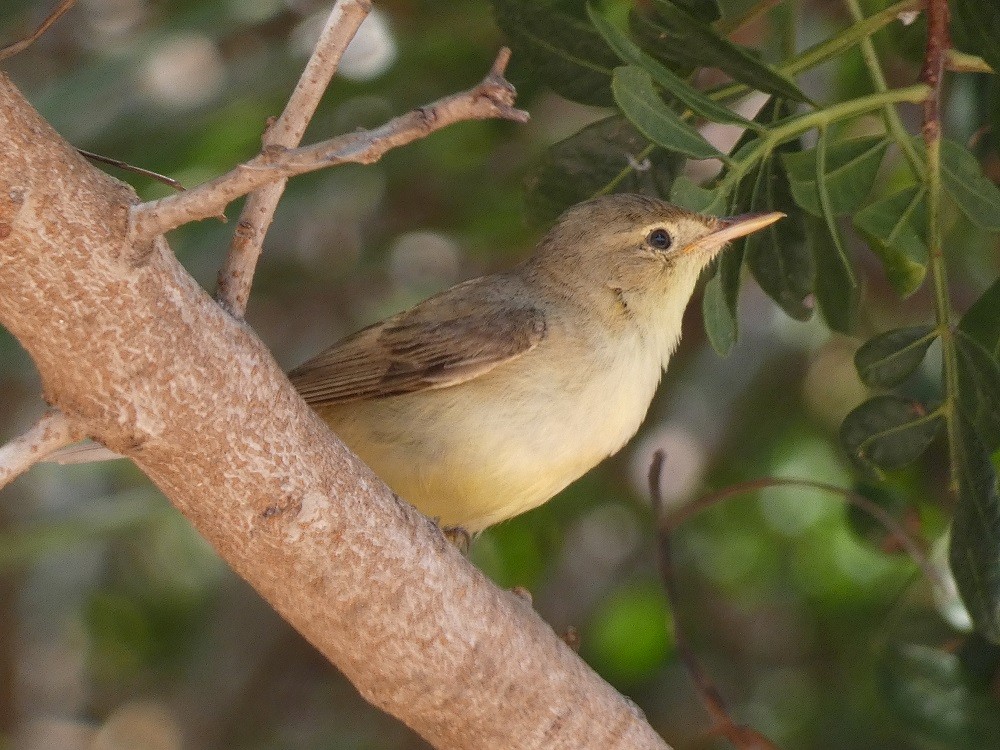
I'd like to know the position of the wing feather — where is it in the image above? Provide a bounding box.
[288,277,546,406]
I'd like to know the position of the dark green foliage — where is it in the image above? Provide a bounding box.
[493,0,618,106]
[952,0,1000,76]
[782,136,888,217]
[610,66,722,159]
[960,278,1000,358]
[955,330,1000,453]
[854,325,936,389]
[840,395,942,477]
[629,0,809,102]
[881,641,1000,747]
[950,417,1000,643]
[854,185,929,297]
[523,115,682,227]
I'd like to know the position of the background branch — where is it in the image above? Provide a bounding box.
[0,409,81,491]
[217,0,371,317]
[130,47,528,245]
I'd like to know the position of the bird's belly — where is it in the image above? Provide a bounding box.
[317,343,662,531]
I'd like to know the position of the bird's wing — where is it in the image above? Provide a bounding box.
[287,278,547,406]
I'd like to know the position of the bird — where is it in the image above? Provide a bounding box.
[288,194,782,533]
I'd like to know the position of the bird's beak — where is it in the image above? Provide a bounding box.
[681,211,785,256]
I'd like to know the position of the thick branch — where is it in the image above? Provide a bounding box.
[0,73,666,750]
[0,409,80,491]
[131,48,528,243]
[217,0,371,317]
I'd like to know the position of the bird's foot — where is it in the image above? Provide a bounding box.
[442,525,473,555]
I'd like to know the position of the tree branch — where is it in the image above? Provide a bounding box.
[0,73,666,750]
[0,409,81,491]
[0,0,76,62]
[217,0,372,317]
[130,47,528,245]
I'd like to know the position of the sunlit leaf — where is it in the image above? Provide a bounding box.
[955,330,1000,453]
[629,0,810,103]
[611,66,722,160]
[840,395,942,477]
[939,138,1000,232]
[493,0,618,106]
[703,271,737,356]
[959,277,1000,359]
[854,185,929,297]
[587,3,757,129]
[805,214,856,333]
[950,416,1000,643]
[854,325,937,389]
[781,136,889,216]
[881,641,1000,747]
[523,115,683,226]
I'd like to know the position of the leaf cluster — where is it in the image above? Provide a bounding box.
[494,0,1000,669]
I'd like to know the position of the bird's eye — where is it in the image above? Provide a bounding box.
[646,227,672,250]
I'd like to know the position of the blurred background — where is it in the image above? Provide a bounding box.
[1,0,999,748]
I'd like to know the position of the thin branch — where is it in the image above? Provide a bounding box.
[648,458,950,749]
[130,47,529,244]
[648,452,781,750]
[78,149,186,192]
[664,476,943,590]
[920,0,960,493]
[920,0,949,144]
[0,0,76,62]
[217,0,372,318]
[0,409,81,491]
[843,0,924,177]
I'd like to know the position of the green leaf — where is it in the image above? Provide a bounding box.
[854,325,937,389]
[960,278,1000,360]
[781,136,889,216]
[950,416,1000,643]
[743,155,813,321]
[939,138,1000,232]
[854,185,929,297]
[702,271,737,356]
[955,330,1000,453]
[523,116,683,227]
[493,0,618,106]
[630,0,810,103]
[804,214,857,333]
[952,0,1000,76]
[673,0,720,23]
[881,641,1000,747]
[586,3,756,129]
[840,395,943,477]
[670,175,724,213]
[611,66,722,160]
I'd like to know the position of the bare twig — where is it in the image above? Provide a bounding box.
[648,452,781,750]
[0,0,76,62]
[919,0,949,144]
[217,0,372,318]
[78,149,186,192]
[665,476,943,590]
[0,410,81,491]
[130,47,529,244]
